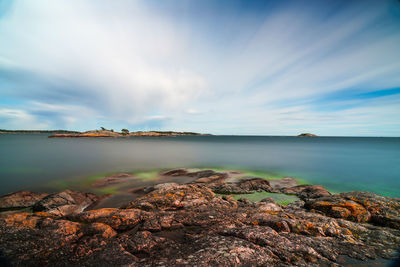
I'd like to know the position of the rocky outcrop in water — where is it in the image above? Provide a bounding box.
[0,170,399,266]
[283,185,332,199]
[0,191,48,210]
[211,177,273,194]
[297,133,318,137]
[32,190,100,216]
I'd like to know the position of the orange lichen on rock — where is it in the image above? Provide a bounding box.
[124,184,215,211]
[305,198,370,222]
[72,208,143,230]
[3,212,40,228]
[85,222,117,238]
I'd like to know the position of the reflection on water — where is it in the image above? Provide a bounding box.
[0,134,399,196]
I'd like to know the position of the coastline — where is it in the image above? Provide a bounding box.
[49,130,212,138]
[0,168,399,266]
[0,129,211,137]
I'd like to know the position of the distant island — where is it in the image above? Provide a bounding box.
[1,129,321,137]
[297,133,318,137]
[0,128,210,137]
[48,128,211,138]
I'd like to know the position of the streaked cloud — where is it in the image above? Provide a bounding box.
[0,0,399,136]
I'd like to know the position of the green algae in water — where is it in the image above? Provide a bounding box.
[45,169,162,194]
[195,167,309,185]
[230,192,300,206]
[134,170,160,181]
[43,168,308,201]
[95,185,121,195]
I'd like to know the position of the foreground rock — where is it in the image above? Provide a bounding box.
[0,179,399,266]
[32,190,100,216]
[0,191,48,211]
[211,177,273,194]
[305,191,400,228]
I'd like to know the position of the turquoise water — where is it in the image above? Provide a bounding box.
[0,134,399,197]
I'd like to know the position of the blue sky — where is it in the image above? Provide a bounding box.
[0,0,400,136]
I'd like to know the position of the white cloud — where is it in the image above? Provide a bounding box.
[186,109,201,115]
[0,0,208,122]
[0,0,399,135]
[0,108,49,129]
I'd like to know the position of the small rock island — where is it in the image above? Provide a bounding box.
[297,133,318,137]
[0,168,399,266]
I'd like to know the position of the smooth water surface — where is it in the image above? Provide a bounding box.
[0,134,399,196]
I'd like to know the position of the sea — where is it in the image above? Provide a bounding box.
[0,134,399,197]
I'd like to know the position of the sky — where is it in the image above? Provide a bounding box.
[0,0,400,136]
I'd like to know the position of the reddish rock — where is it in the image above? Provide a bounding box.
[211,177,272,194]
[0,191,48,210]
[340,191,400,228]
[305,196,371,222]
[283,185,331,199]
[33,190,99,216]
[193,173,228,184]
[123,184,215,211]
[269,177,298,190]
[72,208,143,231]
[83,222,117,239]
[305,191,400,228]
[0,176,399,266]
[237,177,272,192]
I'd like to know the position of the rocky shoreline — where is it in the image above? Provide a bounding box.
[0,168,399,266]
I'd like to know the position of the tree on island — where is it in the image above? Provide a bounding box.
[121,129,129,135]
[99,127,114,132]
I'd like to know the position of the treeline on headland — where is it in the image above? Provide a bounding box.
[0,128,210,137]
[47,127,212,138]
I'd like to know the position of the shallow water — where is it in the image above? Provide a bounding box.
[0,134,399,197]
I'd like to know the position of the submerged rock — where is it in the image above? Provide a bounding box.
[91,173,135,187]
[160,168,188,176]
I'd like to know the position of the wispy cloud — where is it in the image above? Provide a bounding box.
[0,0,399,135]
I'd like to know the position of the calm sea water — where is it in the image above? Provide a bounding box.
[0,134,399,197]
